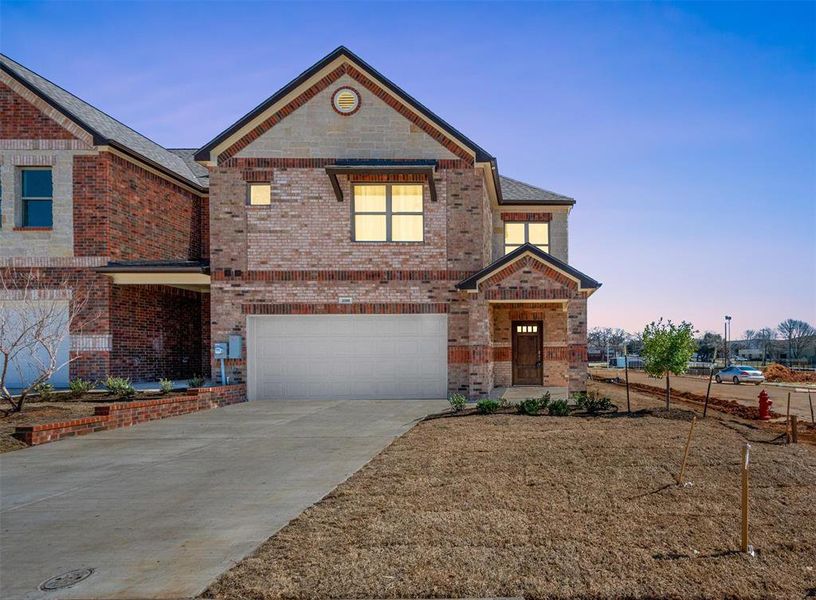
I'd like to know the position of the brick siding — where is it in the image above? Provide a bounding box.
[110,285,208,381]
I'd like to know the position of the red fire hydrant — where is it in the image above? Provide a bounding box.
[758,390,772,420]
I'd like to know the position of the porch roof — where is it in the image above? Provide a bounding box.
[455,244,601,293]
[96,260,210,291]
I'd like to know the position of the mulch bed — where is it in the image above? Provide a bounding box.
[0,403,96,452]
[203,408,816,600]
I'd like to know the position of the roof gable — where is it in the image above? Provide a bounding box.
[0,54,205,189]
[195,47,495,166]
[457,244,601,294]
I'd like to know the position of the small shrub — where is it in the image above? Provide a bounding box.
[104,376,135,399]
[547,398,570,416]
[575,391,616,414]
[448,393,467,412]
[159,378,174,395]
[187,375,205,389]
[68,377,94,399]
[518,392,550,416]
[33,382,55,401]
[476,398,500,414]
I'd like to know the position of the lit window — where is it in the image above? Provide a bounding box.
[248,183,271,205]
[353,184,423,242]
[504,221,549,254]
[516,324,538,333]
[21,168,53,227]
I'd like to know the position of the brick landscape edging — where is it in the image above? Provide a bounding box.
[13,385,247,446]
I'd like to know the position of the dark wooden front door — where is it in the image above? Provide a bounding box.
[512,321,543,385]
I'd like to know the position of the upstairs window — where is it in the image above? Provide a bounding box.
[352,184,423,242]
[248,183,271,205]
[504,222,549,255]
[21,168,53,228]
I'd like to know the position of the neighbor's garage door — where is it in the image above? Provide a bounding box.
[247,314,447,400]
[0,300,70,389]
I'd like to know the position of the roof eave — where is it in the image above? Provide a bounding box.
[455,244,601,291]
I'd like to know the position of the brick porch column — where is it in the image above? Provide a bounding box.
[467,299,493,398]
[567,297,588,392]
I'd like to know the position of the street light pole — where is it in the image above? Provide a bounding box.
[724,315,732,366]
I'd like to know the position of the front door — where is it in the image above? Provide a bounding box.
[512,321,542,385]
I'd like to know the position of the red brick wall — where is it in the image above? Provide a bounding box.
[14,384,246,446]
[107,153,203,261]
[110,284,206,381]
[73,155,111,256]
[0,82,76,139]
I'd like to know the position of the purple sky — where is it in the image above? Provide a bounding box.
[2,1,814,337]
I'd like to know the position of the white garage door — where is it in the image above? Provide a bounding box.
[0,300,70,390]
[247,314,447,400]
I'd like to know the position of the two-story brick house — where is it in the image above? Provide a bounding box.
[0,55,210,388]
[1,47,599,400]
[194,47,600,401]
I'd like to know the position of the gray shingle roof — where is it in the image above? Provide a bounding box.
[167,148,209,186]
[499,175,574,205]
[0,54,204,189]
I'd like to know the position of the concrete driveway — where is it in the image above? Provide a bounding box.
[0,398,446,599]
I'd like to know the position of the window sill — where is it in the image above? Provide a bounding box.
[12,226,53,232]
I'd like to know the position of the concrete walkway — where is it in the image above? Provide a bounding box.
[0,398,446,599]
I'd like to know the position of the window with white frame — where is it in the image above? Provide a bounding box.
[352,183,423,242]
[504,221,549,255]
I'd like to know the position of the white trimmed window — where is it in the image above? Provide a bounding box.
[504,222,549,255]
[352,184,423,242]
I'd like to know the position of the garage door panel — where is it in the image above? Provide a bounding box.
[248,314,447,400]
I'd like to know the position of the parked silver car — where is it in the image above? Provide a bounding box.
[715,365,765,385]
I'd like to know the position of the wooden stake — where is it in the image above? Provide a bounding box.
[791,415,798,444]
[786,392,792,444]
[809,391,814,426]
[677,416,697,485]
[624,344,631,414]
[703,348,717,418]
[741,443,752,554]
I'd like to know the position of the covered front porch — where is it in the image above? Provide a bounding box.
[454,243,599,399]
[96,260,211,382]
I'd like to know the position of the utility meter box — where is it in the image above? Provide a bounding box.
[213,342,228,359]
[228,335,242,359]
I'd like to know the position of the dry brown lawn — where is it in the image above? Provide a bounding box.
[204,405,816,600]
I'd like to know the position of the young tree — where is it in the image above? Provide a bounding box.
[777,319,815,363]
[641,319,698,409]
[0,269,93,413]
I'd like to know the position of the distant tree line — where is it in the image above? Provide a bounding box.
[588,318,815,367]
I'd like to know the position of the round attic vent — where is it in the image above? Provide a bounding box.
[332,87,361,115]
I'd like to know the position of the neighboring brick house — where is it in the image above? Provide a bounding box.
[0,55,210,387]
[1,47,599,400]
[195,47,600,400]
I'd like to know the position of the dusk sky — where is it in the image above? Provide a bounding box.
[2,1,814,337]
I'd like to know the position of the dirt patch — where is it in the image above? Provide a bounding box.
[764,363,816,384]
[0,403,96,453]
[203,411,816,600]
[590,378,816,447]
